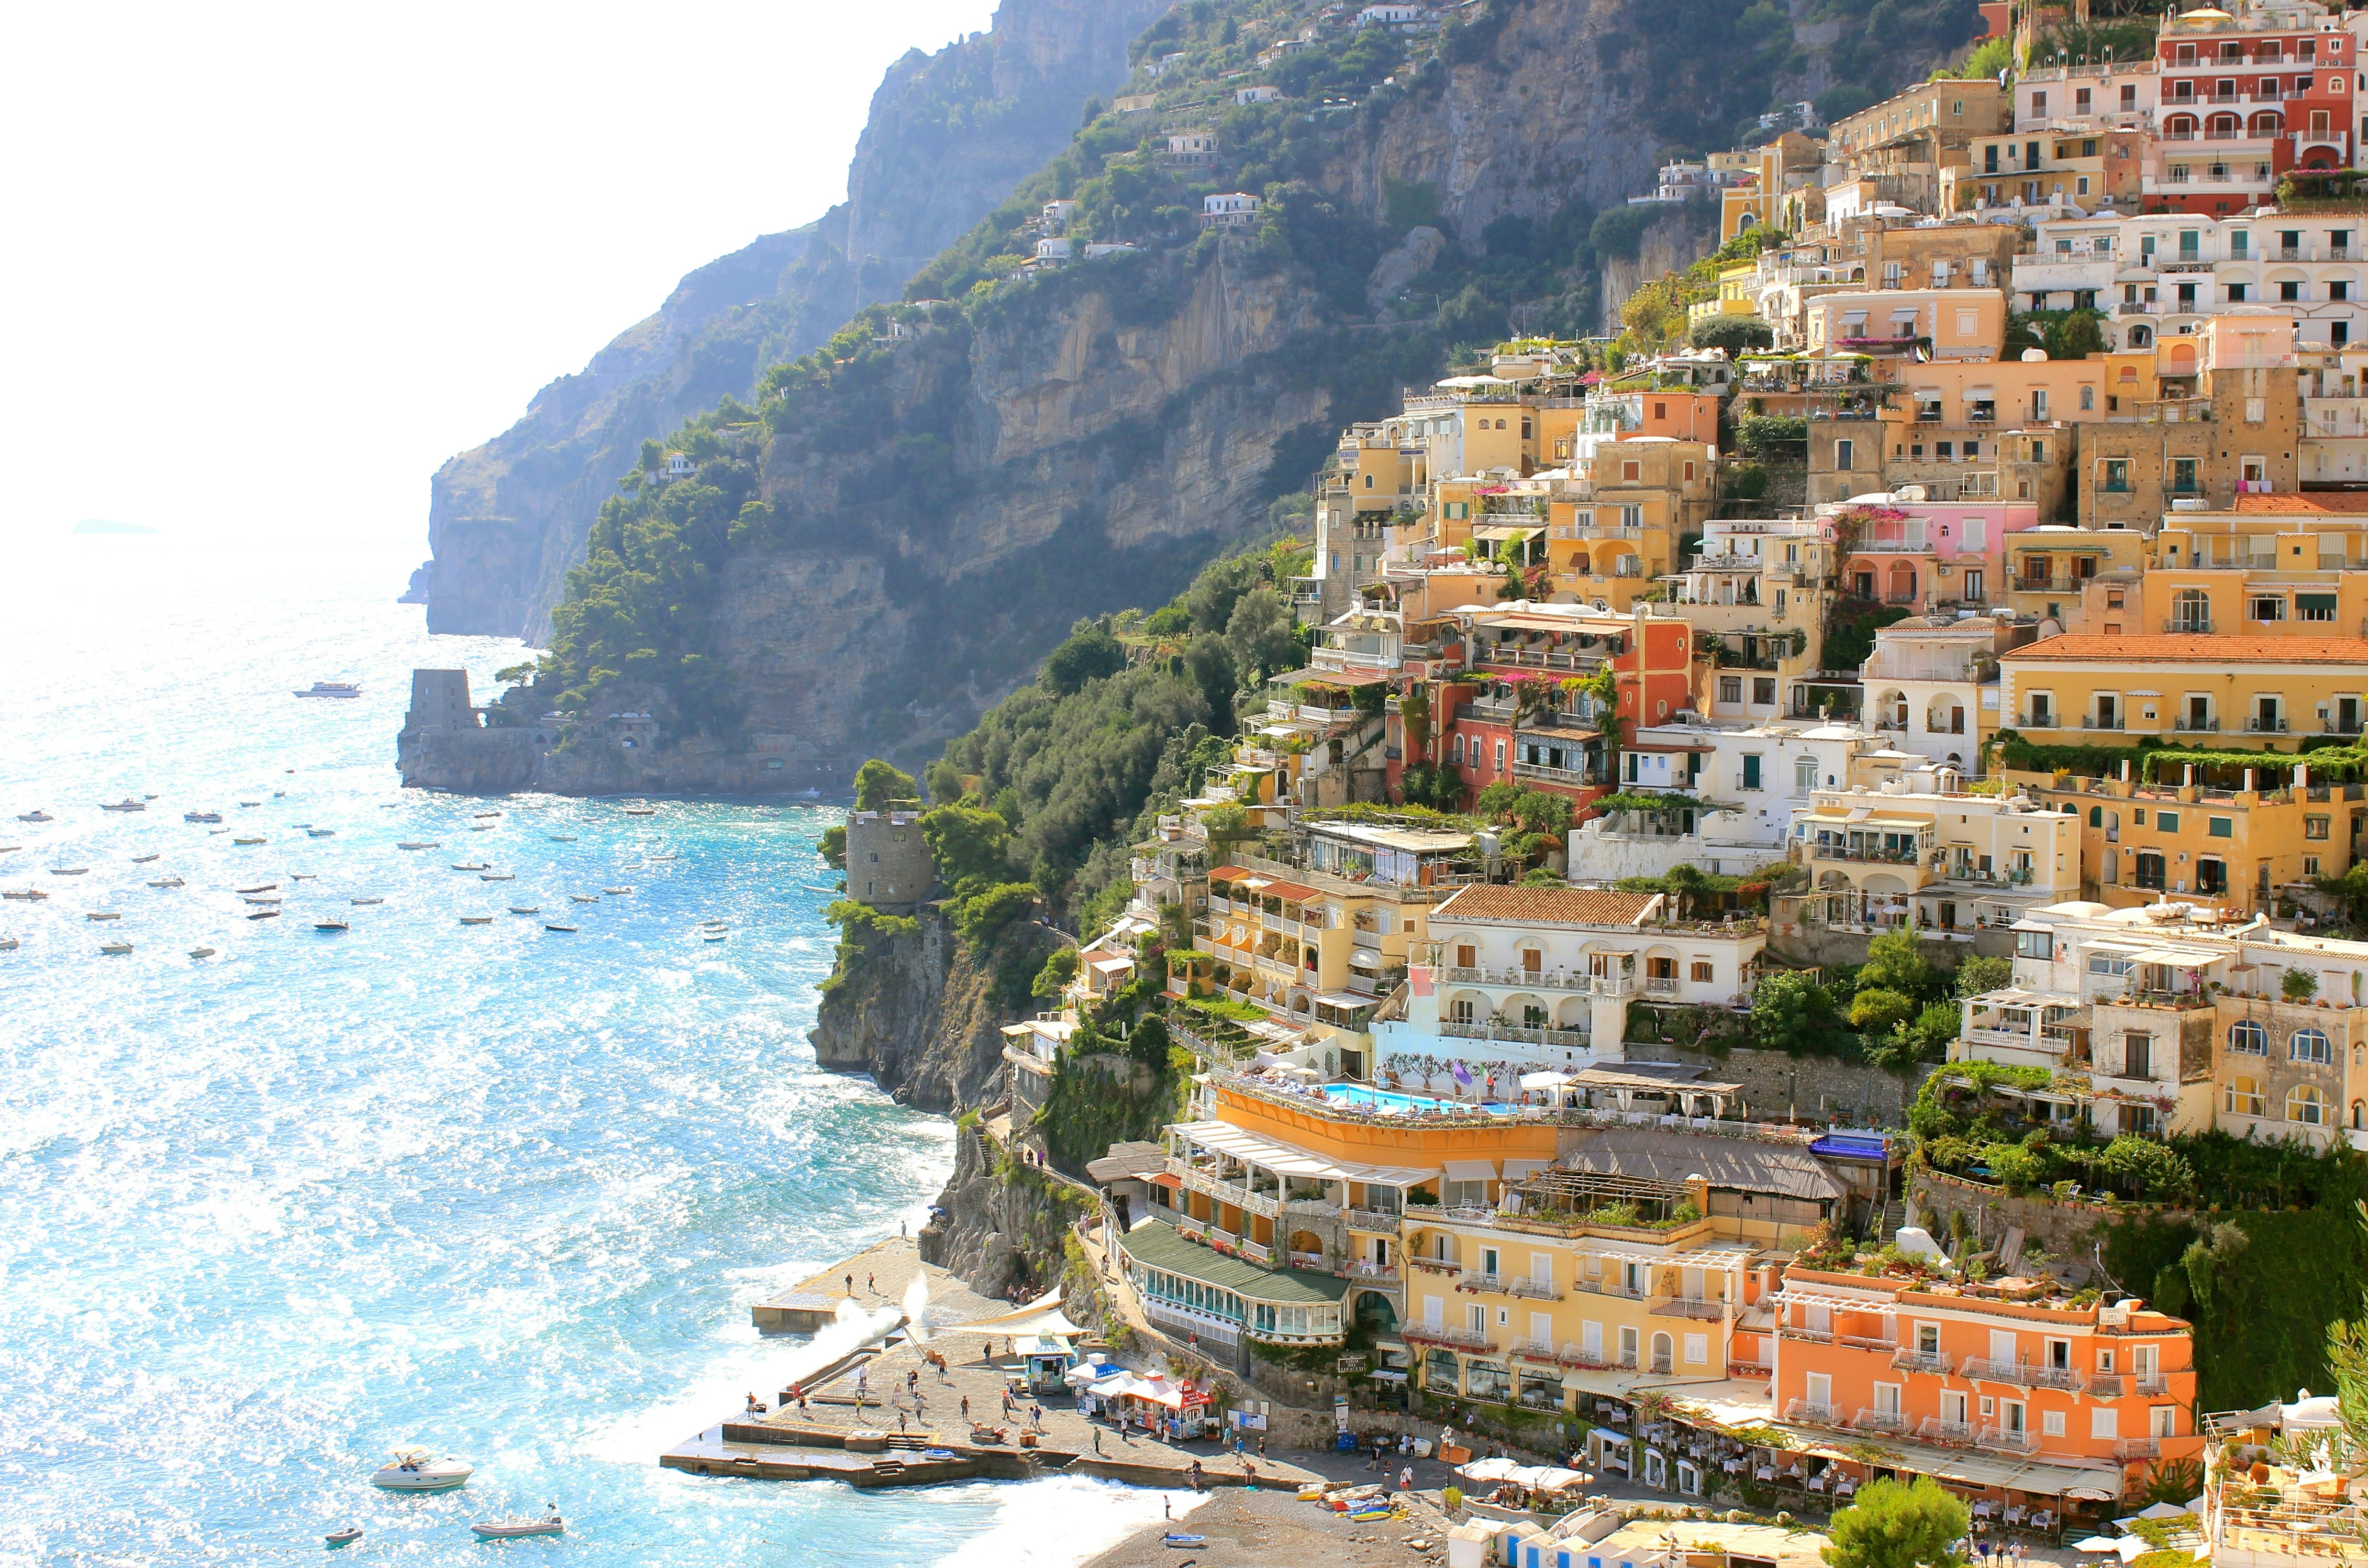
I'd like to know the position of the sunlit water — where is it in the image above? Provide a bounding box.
[0,531,1182,1565]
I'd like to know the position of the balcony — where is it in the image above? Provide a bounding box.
[2082,715,2126,731]
[2019,712,2060,729]
[1508,1278,1564,1302]
[2246,716,2291,734]
[2116,1436,2161,1461]
[1785,1399,1846,1428]
[2136,1375,2171,1396]
[2173,717,2220,733]
[1919,1418,1975,1446]
[1345,1208,1403,1233]
[1459,1270,1510,1293]
[1651,1297,1726,1321]
[1854,1410,1910,1435]
[1977,1426,2042,1456]
[1778,1324,1834,1344]
[1891,1348,1953,1376]
[1813,844,1926,865]
[1404,1322,1494,1351]
[1240,1238,1275,1265]
[1505,1336,1561,1360]
[1512,760,1603,789]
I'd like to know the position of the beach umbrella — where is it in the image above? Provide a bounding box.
[1459,1457,1520,1482]
[2135,1502,2192,1521]
[2071,1539,2124,1556]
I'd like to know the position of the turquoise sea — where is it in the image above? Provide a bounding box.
[0,531,1181,1566]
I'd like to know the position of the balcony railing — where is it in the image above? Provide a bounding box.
[1508,1278,1564,1302]
[1404,1322,1493,1351]
[1891,1348,1953,1376]
[2083,715,2126,731]
[1855,1410,1910,1434]
[1919,1418,1975,1446]
[1345,1208,1402,1233]
[1505,1336,1561,1360]
[1651,1297,1726,1321]
[1785,1399,1845,1428]
[2173,717,2220,732]
[1460,1270,1510,1293]
[1977,1426,2041,1456]
[2135,1375,2171,1396]
[2089,1373,2126,1399]
[2246,716,2291,733]
[2116,1436,2161,1461]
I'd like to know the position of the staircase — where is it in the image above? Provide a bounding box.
[1868,1199,1908,1248]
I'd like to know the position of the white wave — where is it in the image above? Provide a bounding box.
[933,1475,1212,1568]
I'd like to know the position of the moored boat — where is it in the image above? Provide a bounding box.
[0,937,18,951]
[480,872,514,882]
[508,905,540,915]
[473,810,501,819]
[233,837,265,846]
[289,873,316,881]
[623,806,656,816]
[547,834,576,842]
[370,1448,472,1491]
[188,946,215,959]
[236,883,277,894]
[100,798,146,812]
[544,923,578,933]
[17,810,53,823]
[183,811,222,823]
[308,828,335,838]
[569,894,599,903]
[459,915,493,925]
[132,853,159,863]
[294,681,361,699]
[100,940,133,954]
[315,919,349,932]
[325,1525,362,1548]
[450,861,489,872]
[87,912,121,921]
[3,889,50,901]
[471,1508,563,1540]
[603,886,632,895]
[397,841,439,850]
[247,909,280,920]
[147,877,185,888]
[350,897,383,905]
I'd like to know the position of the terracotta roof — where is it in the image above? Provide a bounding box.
[2231,493,2368,514]
[1432,885,1658,927]
[2003,633,2368,663]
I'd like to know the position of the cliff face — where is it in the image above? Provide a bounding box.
[808,907,1053,1113]
[418,0,1173,640]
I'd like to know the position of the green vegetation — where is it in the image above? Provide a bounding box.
[855,759,918,810]
[1822,1475,1968,1568]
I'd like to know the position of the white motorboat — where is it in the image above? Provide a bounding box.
[52,867,89,876]
[471,1507,564,1539]
[470,823,494,831]
[450,861,489,872]
[623,806,655,816]
[315,919,349,932]
[86,912,121,921]
[0,937,18,951]
[701,929,726,942]
[147,877,185,888]
[326,1525,362,1548]
[370,1448,472,1491]
[603,886,632,895]
[480,872,514,882]
[184,810,222,823]
[99,940,133,955]
[459,915,493,925]
[188,947,215,959]
[509,905,540,915]
[295,682,361,699]
[289,873,317,881]
[17,810,53,823]
[100,798,146,812]
[547,834,576,842]
[544,923,578,933]
[397,841,439,850]
[247,909,279,921]
[569,894,598,903]
[233,837,266,846]
[236,883,277,894]
[351,897,383,905]
[132,853,160,863]
[243,896,281,905]
[473,810,501,819]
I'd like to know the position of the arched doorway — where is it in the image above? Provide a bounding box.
[1886,561,1917,605]
[1355,1290,1399,1335]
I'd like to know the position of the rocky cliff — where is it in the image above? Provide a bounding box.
[416,0,1173,640]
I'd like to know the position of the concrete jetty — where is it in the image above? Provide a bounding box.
[750,1235,997,1333]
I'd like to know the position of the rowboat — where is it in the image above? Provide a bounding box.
[325,1526,361,1548]
[132,853,159,863]
[3,890,49,901]
[87,912,121,921]
[233,837,265,846]
[603,886,632,895]
[147,877,185,888]
[569,894,599,903]
[471,1509,563,1540]
[397,841,439,850]
[450,861,489,872]
[100,940,133,954]
[509,905,540,915]
[480,872,514,882]
[289,873,316,881]
[236,883,277,894]
[247,910,279,921]
[459,916,493,925]
[544,923,578,933]
[623,806,656,816]
[351,897,383,905]
[51,867,89,876]
[315,919,349,932]
[547,834,577,842]
[188,947,215,959]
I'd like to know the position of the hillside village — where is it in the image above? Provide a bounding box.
[813,0,2368,1556]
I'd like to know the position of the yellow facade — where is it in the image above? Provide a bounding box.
[2001,633,2368,747]
[2030,773,2361,916]
[2005,526,2148,629]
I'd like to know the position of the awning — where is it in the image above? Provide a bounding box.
[2130,945,2217,966]
[1349,948,1385,970]
[1443,1159,1498,1182]
[1150,1172,1184,1190]
[1502,1158,1550,1180]
[1169,1120,1435,1185]
[1293,672,1388,690]
[1473,525,1537,541]
[1891,307,1921,322]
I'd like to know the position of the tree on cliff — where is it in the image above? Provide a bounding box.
[855,759,918,810]
[1823,1476,1967,1568]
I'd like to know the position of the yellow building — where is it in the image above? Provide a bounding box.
[2001,631,2368,745]
[2005,525,2149,630]
[2025,768,2361,916]
[1687,261,1763,331]
[2148,495,2368,643]
[1804,289,2007,362]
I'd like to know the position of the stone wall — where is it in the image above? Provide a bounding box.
[1909,1166,2188,1285]
[1621,1041,1934,1128]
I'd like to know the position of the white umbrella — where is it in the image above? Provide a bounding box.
[1527,1467,1586,1491]
[2115,1538,2150,1563]
[2072,1540,2124,1555]
[2135,1502,2194,1521]
[1459,1457,1521,1482]
[1520,1071,1573,1090]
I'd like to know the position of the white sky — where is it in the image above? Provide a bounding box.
[0,1,998,550]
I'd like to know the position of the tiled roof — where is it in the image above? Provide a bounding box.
[1113,1215,1346,1303]
[2004,633,2368,663]
[1432,885,1658,926]
[2231,493,2368,514]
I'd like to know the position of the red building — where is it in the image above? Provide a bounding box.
[2149,3,2353,215]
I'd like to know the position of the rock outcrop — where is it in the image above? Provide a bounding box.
[418,0,1174,640]
[808,906,1058,1112]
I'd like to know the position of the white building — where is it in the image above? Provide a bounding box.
[1034,237,1073,264]
[1858,614,2019,767]
[2018,211,2362,353]
[1041,199,1078,230]
[1202,191,1263,229]
[1380,885,1768,1074]
[2014,61,2160,133]
[1792,764,2080,940]
[1234,84,1281,105]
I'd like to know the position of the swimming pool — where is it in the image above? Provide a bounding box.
[1319,1083,1513,1115]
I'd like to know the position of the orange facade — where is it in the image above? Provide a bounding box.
[1776,1264,2202,1484]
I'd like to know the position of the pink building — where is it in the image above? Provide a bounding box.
[1831,492,2041,612]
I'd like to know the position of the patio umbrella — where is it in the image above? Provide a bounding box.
[1459,1457,1521,1482]
[2071,1540,2125,1556]
[2135,1502,2193,1522]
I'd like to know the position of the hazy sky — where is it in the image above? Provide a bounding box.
[0,1,997,549]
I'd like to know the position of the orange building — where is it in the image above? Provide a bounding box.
[1774,1262,2202,1496]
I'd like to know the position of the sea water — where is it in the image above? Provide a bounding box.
[0,530,1185,1566]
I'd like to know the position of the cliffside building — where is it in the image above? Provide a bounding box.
[845,809,934,911]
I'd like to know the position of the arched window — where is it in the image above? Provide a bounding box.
[2290,1084,2328,1125]
[2129,324,2153,348]
[2227,1075,2265,1116]
[2080,386,2095,410]
[2230,1019,2269,1055]
[2293,1027,2333,1064]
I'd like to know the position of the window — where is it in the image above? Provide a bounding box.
[2230,1019,2269,1055]
[1755,676,1777,705]
[2295,1027,2334,1064]
[2173,458,2200,493]
[1720,676,1743,704]
[2092,1406,2121,1439]
[2308,816,2332,840]
[2104,459,2131,492]
[1796,755,1818,792]
[2228,1075,2266,1116]
[2290,1085,2328,1125]
[1836,438,1855,470]
[2208,816,2233,838]
[2253,595,2286,622]
[2300,594,2340,622]
[2157,810,2180,833]
[1691,961,1713,983]
[2016,930,2055,960]
[2044,1411,2067,1438]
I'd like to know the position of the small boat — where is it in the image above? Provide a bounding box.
[3,890,49,902]
[508,905,540,915]
[459,915,493,925]
[603,886,631,895]
[544,923,578,933]
[397,841,439,850]
[144,794,158,800]
[326,1525,362,1549]
[623,806,656,816]
[184,811,222,824]
[87,912,121,921]
[245,897,281,906]
[315,919,349,932]
[52,867,89,876]
[1162,1535,1209,1548]
[291,823,312,830]
[238,801,259,807]
[274,790,287,796]
[237,884,278,894]
[701,929,725,942]
[100,799,147,812]
[547,834,576,842]
[209,828,228,835]
[247,910,279,921]
[473,810,501,819]
[351,897,383,905]
[647,853,679,861]
[469,823,494,831]
[471,1508,564,1540]
[802,884,835,895]
[308,828,336,838]
[100,940,133,955]
[370,1449,473,1491]
[188,947,215,959]
[0,937,17,951]
[450,861,489,872]
[480,872,514,882]
[290,873,317,882]
[0,846,16,853]
[233,837,265,846]
[132,853,160,863]
[147,877,185,888]
[17,810,53,823]
[294,682,361,699]
[569,894,598,903]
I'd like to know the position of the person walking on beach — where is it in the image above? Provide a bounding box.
[1163,1497,1171,1521]
[867,1272,876,1294]
[845,1272,854,1295]
[960,1395,970,1420]
[1093,1429,1103,1455]
[1400,1465,1414,1492]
